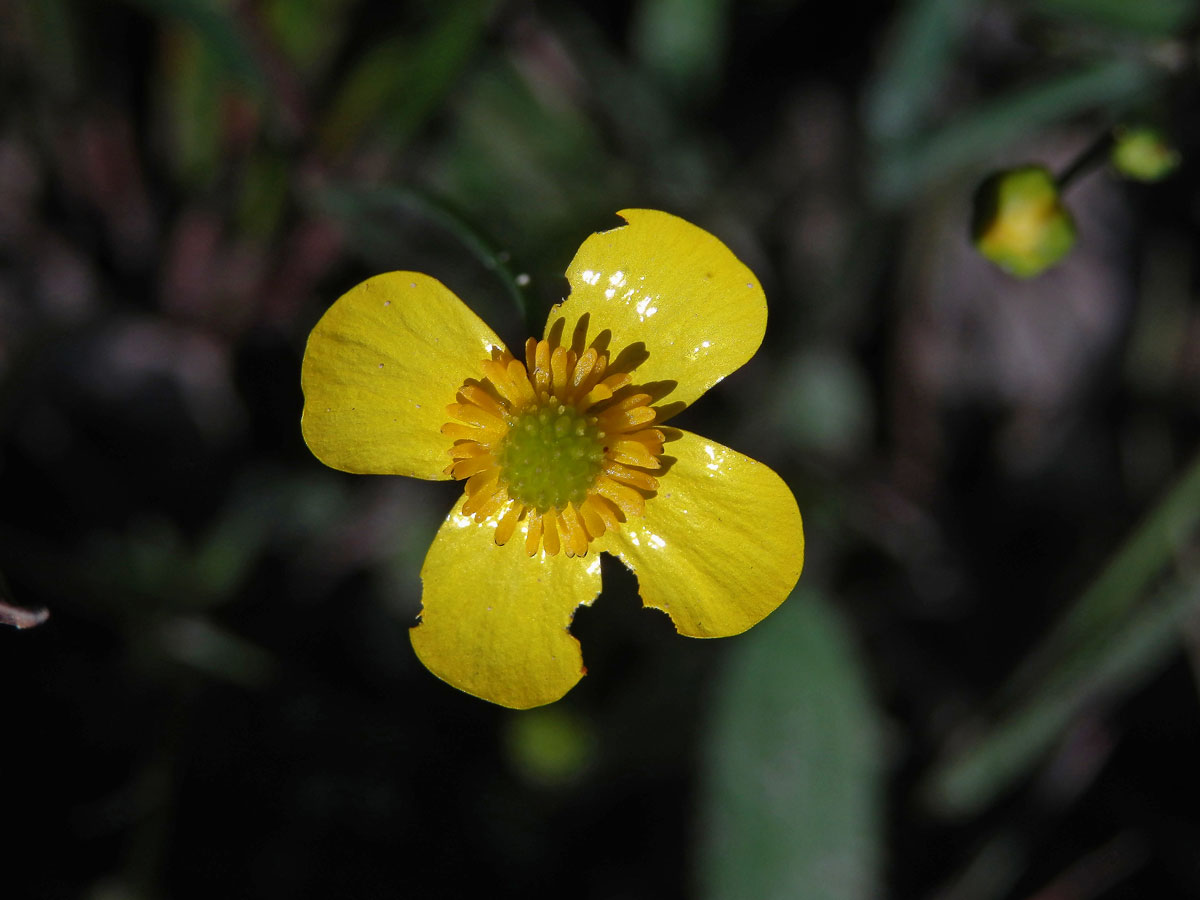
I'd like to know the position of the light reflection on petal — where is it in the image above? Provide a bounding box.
[600,429,803,639]
[554,209,767,411]
[635,295,659,319]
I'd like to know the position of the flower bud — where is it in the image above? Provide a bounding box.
[971,166,1075,278]
[1111,125,1179,182]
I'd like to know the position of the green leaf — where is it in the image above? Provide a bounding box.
[319,0,494,155]
[871,58,1158,204]
[770,349,874,459]
[122,0,266,94]
[159,27,226,186]
[864,0,984,143]
[19,0,81,98]
[923,450,1200,816]
[699,590,883,900]
[157,616,277,686]
[1027,0,1198,37]
[236,150,290,240]
[263,0,352,75]
[923,581,1200,817]
[430,59,618,277]
[1011,449,1200,695]
[631,0,731,98]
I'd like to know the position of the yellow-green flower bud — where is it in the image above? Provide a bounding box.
[1111,125,1179,182]
[971,166,1075,278]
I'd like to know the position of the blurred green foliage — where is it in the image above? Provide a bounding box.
[632,0,731,99]
[127,0,268,93]
[926,450,1200,814]
[864,0,981,144]
[505,706,596,787]
[1029,0,1198,36]
[699,591,882,900]
[2,0,1200,896]
[320,0,495,154]
[869,58,1158,203]
[265,0,352,73]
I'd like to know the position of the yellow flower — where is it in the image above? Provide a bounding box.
[972,166,1075,278]
[301,209,805,708]
[1111,125,1179,183]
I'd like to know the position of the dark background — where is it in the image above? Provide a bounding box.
[3,1,1200,898]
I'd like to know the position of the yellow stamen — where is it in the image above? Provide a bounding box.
[441,333,666,556]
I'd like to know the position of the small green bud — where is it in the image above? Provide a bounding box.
[1111,125,1179,182]
[971,166,1076,278]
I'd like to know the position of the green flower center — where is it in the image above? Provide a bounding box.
[443,337,664,557]
[498,403,606,513]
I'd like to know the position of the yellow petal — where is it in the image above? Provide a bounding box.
[301,272,505,479]
[547,209,767,413]
[412,502,602,708]
[598,429,803,637]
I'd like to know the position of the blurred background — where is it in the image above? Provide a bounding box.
[3,0,1200,897]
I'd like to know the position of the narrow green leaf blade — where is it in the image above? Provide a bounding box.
[864,0,984,143]
[1028,0,1198,37]
[924,581,1200,817]
[922,451,1200,816]
[1010,449,1200,694]
[122,0,266,94]
[319,0,494,154]
[871,58,1157,204]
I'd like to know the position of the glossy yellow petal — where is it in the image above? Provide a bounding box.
[412,501,603,708]
[546,209,766,412]
[301,272,505,479]
[598,429,803,637]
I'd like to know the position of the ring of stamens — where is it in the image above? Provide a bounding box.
[441,336,665,557]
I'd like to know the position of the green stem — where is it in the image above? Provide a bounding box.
[1055,128,1115,192]
[313,183,534,333]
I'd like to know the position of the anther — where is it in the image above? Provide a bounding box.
[443,342,667,557]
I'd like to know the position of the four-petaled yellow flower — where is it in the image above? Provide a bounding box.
[301,209,805,708]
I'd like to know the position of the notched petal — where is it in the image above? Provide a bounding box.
[412,503,601,709]
[547,209,767,414]
[599,429,803,638]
